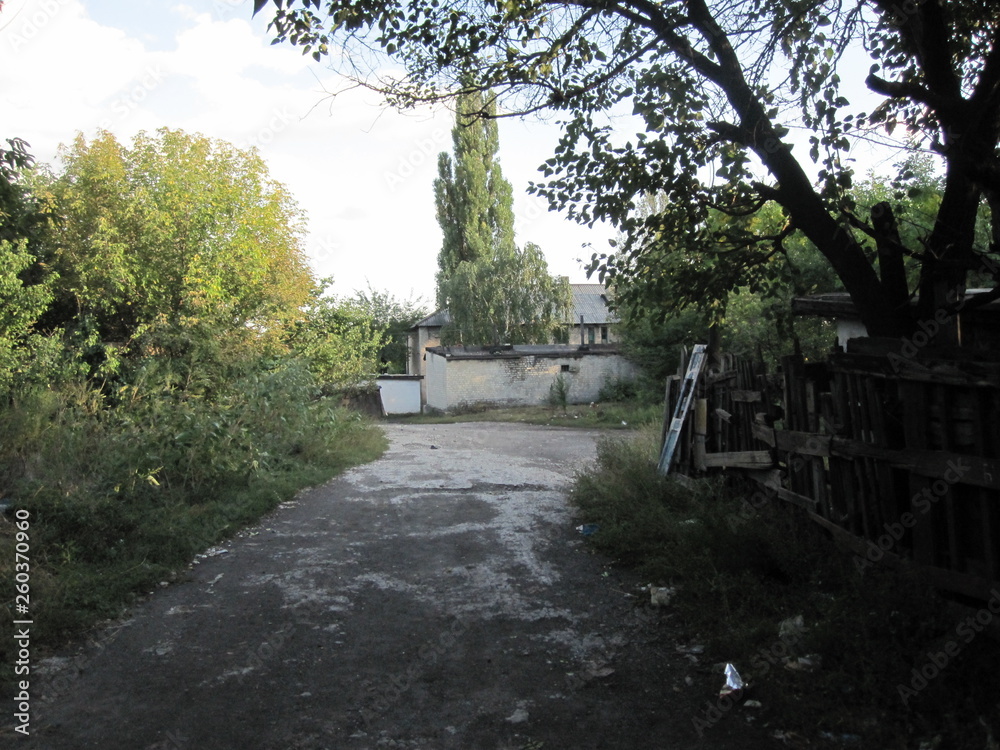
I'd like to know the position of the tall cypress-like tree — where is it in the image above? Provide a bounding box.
[434,90,568,345]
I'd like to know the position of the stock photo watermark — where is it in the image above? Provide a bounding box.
[12,508,32,736]
[691,628,805,737]
[97,65,168,131]
[241,106,299,151]
[359,614,469,725]
[853,459,970,574]
[383,128,448,193]
[5,0,71,52]
[897,587,1000,706]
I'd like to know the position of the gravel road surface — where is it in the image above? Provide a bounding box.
[17,422,774,749]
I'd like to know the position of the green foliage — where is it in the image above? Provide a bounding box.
[0,139,63,397]
[261,0,1000,341]
[0,240,56,394]
[441,242,572,345]
[0,130,394,681]
[397,401,660,429]
[614,174,949,374]
[44,128,312,350]
[286,280,385,389]
[547,373,569,411]
[348,284,428,373]
[0,368,386,668]
[434,89,513,293]
[434,90,571,345]
[596,376,640,404]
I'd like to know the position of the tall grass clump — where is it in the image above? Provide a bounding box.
[0,360,385,677]
[570,426,1000,747]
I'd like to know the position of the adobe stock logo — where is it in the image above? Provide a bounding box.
[5,0,72,52]
[897,587,1000,706]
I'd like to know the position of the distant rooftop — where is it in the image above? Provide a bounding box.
[412,283,615,330]
[412,309,452,329]
[426,343,622,360]
[570,283,616,325]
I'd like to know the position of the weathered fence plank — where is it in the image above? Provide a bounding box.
[667,341,1000,602]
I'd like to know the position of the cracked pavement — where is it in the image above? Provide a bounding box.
[19,422,772,750]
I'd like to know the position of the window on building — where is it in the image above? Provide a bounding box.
[601,326,608,343]
[561,364,570,373]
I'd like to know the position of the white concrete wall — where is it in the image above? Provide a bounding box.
[377,376,422,415]
[425,351,450,411]
[425,351,638,412]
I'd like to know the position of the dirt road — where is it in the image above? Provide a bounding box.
[18,422,774,749]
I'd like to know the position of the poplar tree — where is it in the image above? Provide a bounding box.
[434,91,569,345]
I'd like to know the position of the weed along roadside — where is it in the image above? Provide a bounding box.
[570,426,1000,748]
[0,385,387,700]
[10,422,776,750]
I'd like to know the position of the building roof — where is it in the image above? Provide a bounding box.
[412,309,452,329]
[426,343,622,360]
[570,283,616,325]
[411,283,616,330]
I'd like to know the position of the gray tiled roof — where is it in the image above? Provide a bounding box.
[412,309,452,328]
[570,284,615,325]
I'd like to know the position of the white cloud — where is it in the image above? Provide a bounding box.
[1,0,608,304]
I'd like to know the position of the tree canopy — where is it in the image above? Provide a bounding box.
[43,128,313,353]
[257,0,1000,342]
[434,89,570,345]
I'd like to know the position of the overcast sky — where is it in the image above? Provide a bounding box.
[0,0,617,306]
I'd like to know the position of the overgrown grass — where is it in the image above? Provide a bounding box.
[571,427,1000,748]
[0,363,386,682]
[396,401,663,429]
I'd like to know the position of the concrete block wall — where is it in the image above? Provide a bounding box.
[425,350,638,412]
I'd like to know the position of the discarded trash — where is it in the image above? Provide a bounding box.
[676,644,705,655]
[649,585,675,607]
[720,663,744,700]
[784,654,822,672]
[817,730,863,747]
[430,444,439,450]
[586,664,616,679]
[778,614,806,639]
[576,523,600,536]
[505,707,529,724]
[200,546,229,558]
[744,699,763,709]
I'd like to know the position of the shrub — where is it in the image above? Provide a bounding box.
[547,373,570,411]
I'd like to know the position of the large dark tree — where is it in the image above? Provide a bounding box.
[256,0,1000,342]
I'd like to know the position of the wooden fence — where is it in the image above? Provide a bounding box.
[664,338,1000,602]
